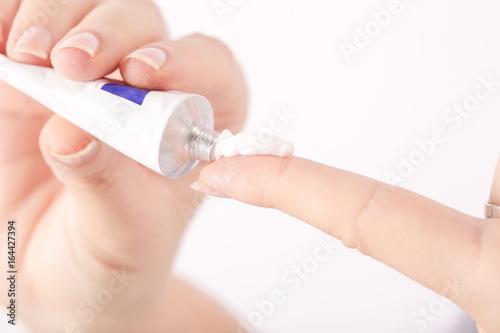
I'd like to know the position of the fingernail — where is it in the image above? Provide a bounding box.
[125,47,167,70]
[58,32,100,58]
[190,181,230,199]
[50,140,99,165]
[14,26,53,60]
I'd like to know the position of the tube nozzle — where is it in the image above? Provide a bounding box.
[189,127,220,163]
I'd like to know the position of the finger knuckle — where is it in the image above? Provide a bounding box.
[264,157,294,209]
[345,181,386,253]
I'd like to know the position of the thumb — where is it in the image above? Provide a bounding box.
[39,115,184,268]
[40,115,120,195]
[196,156,481,313]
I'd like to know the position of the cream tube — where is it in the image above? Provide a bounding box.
[0,54,294,178]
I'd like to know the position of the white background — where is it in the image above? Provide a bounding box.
[3,0,500,332]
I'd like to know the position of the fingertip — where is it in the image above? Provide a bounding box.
[120,56,166,90]
[7,25,54,66]
[38,115,124,193]
[199,155,287,207]
[7,52,51,67]
[49,139,99,167]
[51,31,109,81]
[57,32,100,58]
[120,44,192,91]
[51,47,101,81]
[199,158,231,186]
[124,47,167,71]
[40,115,96,159]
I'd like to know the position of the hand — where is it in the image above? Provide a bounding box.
[0,0,247,332]
[197,155,500,333]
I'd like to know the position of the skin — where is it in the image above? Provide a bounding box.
[1,1,496,332]
[197,155,500,333]
[0,0,247,332]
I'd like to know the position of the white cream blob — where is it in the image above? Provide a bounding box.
[212,129,294,160]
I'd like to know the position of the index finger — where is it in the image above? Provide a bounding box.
[197,156,482,310]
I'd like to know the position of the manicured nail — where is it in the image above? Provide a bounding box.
[125,47,167,70]
[190,181,229,199]
[50,140,99,165]
[14,26,53,60]
[58,32,100,58]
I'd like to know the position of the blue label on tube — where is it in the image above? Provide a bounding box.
[101,83,150,105]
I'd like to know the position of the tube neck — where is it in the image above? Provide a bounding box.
[189,127,220,163]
